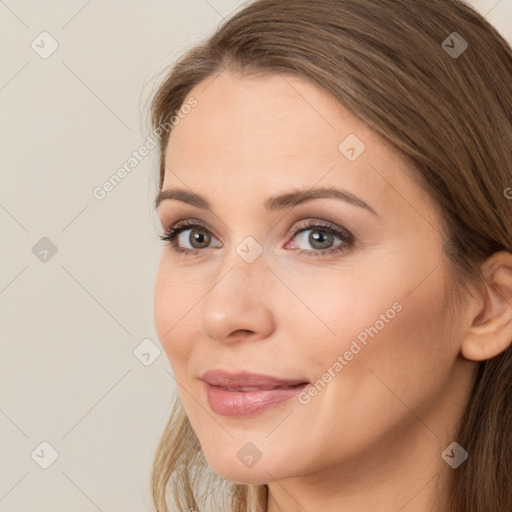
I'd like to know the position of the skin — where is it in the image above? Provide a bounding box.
[154,70,512,512]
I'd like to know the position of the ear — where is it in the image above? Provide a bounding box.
[461,251,512,361]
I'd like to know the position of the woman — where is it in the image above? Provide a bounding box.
[149,0,512,510]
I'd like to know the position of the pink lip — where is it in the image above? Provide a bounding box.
[200,370,309,417]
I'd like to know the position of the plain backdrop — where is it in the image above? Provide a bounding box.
[1,0,511,511]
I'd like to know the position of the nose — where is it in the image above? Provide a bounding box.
[199,259,276,344]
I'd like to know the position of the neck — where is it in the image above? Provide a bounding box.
[265,421,455,512]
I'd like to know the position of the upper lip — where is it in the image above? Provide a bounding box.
[200,369,309,390]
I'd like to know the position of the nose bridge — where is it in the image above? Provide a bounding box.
[199,242,274,342]
[218,224,268,280]
[211,239,269,307]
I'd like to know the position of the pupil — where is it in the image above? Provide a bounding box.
[191,229,210,248]
[310,230,332,249]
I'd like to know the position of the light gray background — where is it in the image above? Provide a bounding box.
[1,1,510,511]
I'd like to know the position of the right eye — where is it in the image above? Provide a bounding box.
[159,221,222,256]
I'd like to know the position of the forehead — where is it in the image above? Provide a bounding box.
[166,70,383,164]
[162,70,436,227]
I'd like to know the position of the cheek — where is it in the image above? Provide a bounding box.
[345,283,451,416]
[290,260,453,395]
[153,261,171,347]
[283,268,404,356]
[153,259,196,370]
[286,273,453,467]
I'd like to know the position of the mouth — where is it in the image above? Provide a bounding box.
[216,382,308,392]
[200,370,310,417]
[200,369,309,389]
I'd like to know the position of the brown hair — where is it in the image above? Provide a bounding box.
[149,1,512,510]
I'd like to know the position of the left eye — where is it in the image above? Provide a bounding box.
[284,222,354,256]
[289,227,343,251]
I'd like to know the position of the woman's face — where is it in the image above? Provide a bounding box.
[154,70,473,485]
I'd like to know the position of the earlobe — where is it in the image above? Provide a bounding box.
[461,251,512,362]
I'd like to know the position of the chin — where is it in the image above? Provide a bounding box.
[215,467,274,486]
[202,450,286,485]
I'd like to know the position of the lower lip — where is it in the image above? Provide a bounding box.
[204,382,308,417]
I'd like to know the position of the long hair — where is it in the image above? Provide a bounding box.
[149,1,512,510]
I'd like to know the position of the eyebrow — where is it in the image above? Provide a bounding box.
[154,186,378,216]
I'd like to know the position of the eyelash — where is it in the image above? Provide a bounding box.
[158,219,354,258]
